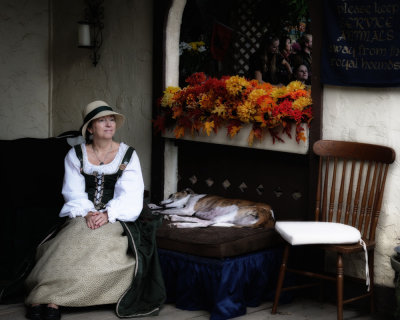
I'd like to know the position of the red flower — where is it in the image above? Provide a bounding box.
[154,73,313,145]
[185,72,207,86]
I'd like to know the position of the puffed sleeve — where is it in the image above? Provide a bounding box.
[106,150,144,223]
[59,148,96,218]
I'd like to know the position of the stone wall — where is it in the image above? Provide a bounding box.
[0,0,49,139]
[51,0,154,190]
[323,86,400,287]
[0,0,154,189]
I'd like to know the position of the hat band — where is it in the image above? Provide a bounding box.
[83,106,114,124]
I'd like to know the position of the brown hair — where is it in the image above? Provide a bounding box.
[258,34,280,83]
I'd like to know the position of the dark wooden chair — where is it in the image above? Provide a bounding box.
[271,140,396,320]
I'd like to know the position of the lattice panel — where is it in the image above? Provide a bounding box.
[230,0,268,77]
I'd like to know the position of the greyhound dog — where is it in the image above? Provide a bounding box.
[148,188,275,228]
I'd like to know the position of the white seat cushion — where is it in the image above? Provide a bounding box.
[275,221,361,246]
[275,221,370,290]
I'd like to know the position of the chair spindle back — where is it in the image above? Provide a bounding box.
[313,140,395,241]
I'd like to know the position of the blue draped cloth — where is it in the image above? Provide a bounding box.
[158,248,282,320]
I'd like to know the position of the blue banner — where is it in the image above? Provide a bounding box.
[322,0,400,87]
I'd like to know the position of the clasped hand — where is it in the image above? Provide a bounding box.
[85,211,109,229]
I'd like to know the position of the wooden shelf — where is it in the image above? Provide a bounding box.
[162,123,309,154]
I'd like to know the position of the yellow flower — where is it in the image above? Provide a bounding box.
[237,101,256,123]
[161,86,180,107]
[270,86,287,100]
[211,100,227,117]
[286,80,305,92]
[225,76,250,96]
[189,41,205,51]
[292,96,312,110]
[203,121,215,136]
[248,89,268,104]
[155,74,312,145]
[199,93,214,110]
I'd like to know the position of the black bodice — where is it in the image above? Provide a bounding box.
[74,144,134,210]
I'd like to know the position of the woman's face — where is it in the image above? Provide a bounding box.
[88,115,116,139]
[296,65,308,81]
[268,40,279,53]
[305,35,312,49]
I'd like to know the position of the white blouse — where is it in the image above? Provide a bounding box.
[59,142,144,223]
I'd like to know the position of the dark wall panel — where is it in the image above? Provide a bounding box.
[176,140,309,221]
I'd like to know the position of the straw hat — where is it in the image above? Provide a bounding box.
[81,100,125,138]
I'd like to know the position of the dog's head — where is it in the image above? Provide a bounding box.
[159,188,195,208]
[252,206,275,228]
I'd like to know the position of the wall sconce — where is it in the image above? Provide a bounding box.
[78,0,104,66]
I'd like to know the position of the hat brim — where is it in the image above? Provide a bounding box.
[81,111,125,138]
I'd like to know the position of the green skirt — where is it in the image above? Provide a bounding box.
[25,217,135,307]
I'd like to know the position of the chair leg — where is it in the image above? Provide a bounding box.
[271,244,290,314]
[369,249,375,314]
[337,253,344,320]
[318,277,324,303]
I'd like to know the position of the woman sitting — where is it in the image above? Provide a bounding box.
[25,100,165,320]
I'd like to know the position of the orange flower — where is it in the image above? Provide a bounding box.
[289,89,309,100]
[155,72,312,145]
[172,106,183,119]
[174,126,185,138]
[199,93,214,110]
[248,129,255,146]
[297,130,306,142]
[228,125,242,137]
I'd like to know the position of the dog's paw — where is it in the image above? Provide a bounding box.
[170,222,196,228]
[171,221,213,228]
[148,203,162,210]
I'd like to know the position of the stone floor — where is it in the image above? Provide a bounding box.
[0,298,391,320]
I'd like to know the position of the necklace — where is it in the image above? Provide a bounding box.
[92,142,113,165]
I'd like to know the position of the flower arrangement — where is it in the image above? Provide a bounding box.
[179,41,207,55]
[179,41,208,84]
[153,72,313,145]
